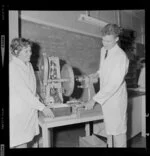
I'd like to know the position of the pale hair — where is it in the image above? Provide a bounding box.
[10,38,32,57]
[101,24,122,38]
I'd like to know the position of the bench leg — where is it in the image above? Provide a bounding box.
[107,135,113,148]
[42,126,51,147]
[85,123,90,136]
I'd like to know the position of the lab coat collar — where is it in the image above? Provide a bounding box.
[12,56,30,71]
[104,43,119,53]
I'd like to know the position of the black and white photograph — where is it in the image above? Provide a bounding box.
[0,7,148,153]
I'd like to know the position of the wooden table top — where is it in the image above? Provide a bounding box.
[38,103,103,128]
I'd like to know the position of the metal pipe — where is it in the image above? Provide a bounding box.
[117,10,121,26]
[18,10,21,37]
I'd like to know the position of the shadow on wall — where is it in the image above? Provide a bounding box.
[30,41,41,71]
[30,41,42,96]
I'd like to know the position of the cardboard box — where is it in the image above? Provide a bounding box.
[79,134,107,147]
[52,106,72,117]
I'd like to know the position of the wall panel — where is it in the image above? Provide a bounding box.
[22,19,102,75]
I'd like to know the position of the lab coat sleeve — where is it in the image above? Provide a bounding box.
[93,54,129,105]
[10,65,45,111]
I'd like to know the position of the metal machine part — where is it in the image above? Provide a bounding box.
[37,53,97,117]
[76,75,90,88]
[38,53,75,106]
[61,64,75,96]
[38,53,49,86]
[76,75,92,101]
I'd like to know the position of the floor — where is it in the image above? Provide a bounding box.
[39,124,146,148]
[127,133,146,148]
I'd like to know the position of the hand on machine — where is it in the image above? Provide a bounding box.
[76,72,98,111]
[35,93,54,118]
[88,72,99,83]
[84,98,95,110]
[42,106,55,118]
[37,54,99,119]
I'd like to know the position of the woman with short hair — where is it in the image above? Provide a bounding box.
[9,38,54,148]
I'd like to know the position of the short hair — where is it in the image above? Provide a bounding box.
[10,38,32,57]
[101,24,122,38]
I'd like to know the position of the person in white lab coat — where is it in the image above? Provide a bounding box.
[9,38,54,148]
[85,24,129,147]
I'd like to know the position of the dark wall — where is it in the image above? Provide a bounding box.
[22,20,102,75]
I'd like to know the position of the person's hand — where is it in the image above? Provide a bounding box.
[42,106,54,118]
[89,73,99,83]
[84,99,95,110]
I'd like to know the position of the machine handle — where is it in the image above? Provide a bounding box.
[47,78,69,83]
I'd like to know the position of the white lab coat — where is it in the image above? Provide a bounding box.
[9,56,45,147]
[93,44,129,135]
